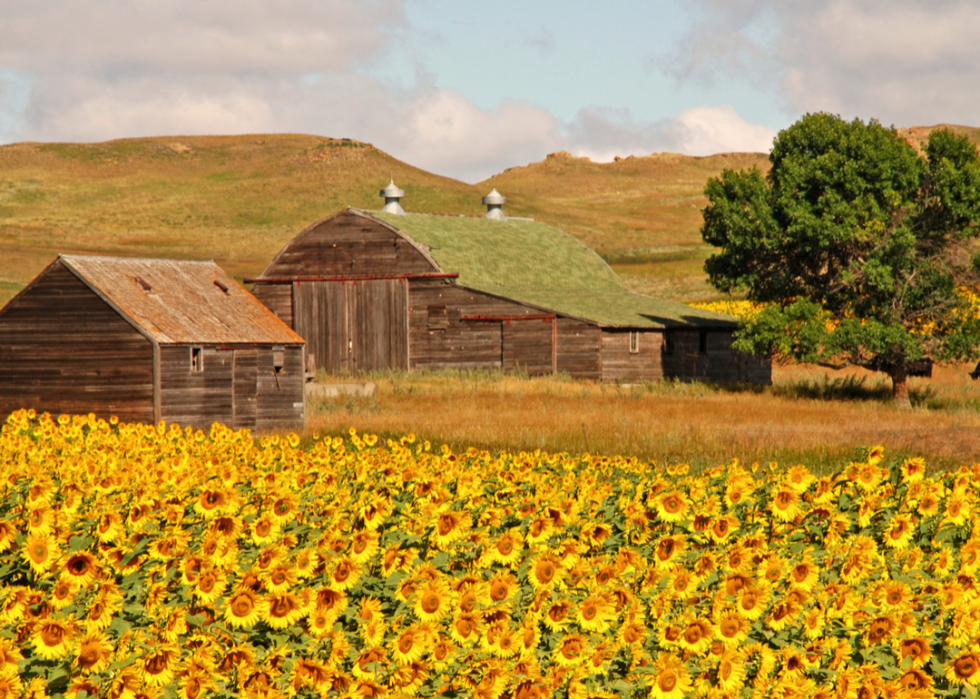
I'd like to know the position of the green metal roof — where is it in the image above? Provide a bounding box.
[370,210,736,329]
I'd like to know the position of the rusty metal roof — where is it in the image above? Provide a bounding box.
[60,255,304,345]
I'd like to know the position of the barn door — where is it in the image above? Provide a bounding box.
[349,279,408,373]
[232,349,257,429]
[292,281,350,375]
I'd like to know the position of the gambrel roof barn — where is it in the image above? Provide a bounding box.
[249,189,770,384]
[0,255,306,430]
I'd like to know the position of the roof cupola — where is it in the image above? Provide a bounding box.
[482,188,506,220]
[380,179,406,215]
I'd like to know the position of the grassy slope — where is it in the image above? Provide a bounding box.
[2,126,979,309]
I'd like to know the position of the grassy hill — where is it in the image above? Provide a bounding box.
[2,125,978,308]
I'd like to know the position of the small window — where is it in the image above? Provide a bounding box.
[273,346,285,375]
[629,331,639,354]
[664,333,674,355]
[699,332,708,354]
[427,305,448,330]
[190,347,204,373]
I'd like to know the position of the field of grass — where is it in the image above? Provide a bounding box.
[306,361,980,471]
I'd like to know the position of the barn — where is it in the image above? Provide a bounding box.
[0,255,306,430]
[248,187,771,384]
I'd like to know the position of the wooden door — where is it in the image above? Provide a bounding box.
[292,281,350,375]
[350,279,408,373]
[233,349,257,429]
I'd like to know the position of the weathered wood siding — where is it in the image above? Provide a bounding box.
[662,330,771,384]
[0,262,155,422]
[263,210,437,278]
[160,345,305,431]
[292,279,407,375]
[256,345,306,431]
[555,319,601,379]
[600,330,664,383]
[408,281,555,374]
[250,283,293,327]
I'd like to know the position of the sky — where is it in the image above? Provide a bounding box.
[1,0,979,183]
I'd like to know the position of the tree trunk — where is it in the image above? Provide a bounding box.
[890,362,912,410]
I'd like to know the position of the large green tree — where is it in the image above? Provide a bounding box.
[701,113,980,407]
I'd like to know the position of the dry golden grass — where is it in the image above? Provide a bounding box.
[306,362,980,470]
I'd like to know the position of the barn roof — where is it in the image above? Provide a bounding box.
[59,255,304,345]
[369,211,736,329]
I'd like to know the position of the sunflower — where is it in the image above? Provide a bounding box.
[901,457,926,483]
[359,619,387,648]
[575,594,616,633]
[263,564,298,595]
[654,536,685,567]
[883,514,916,550]
[269,492,300,525]
[50,579,78,610]
[293,547,320,578]
[714,649,746,693]
[74,630,114,674]
[349,530,379,564]
[194,567,227,605]
[178,670,215,699]
[655,490,690,523]
[262,592,306,629]
[678,618,712,655]
[32,619,75,660]
[451,612,484,646]
[22,533,58,576]
[527,554,563,590]
[351,648,388,681]
[250,515,280,545]
[943,495,972,527]
[788,557,819,591]
[389,660,429,695]
[708,515,739,544]
[490,530,523,567]
[897,668,934,698]
[897,638,933,669]
[434,511,469,549]
[525,516,553,545]
[224,589,262,628]
[770,488,802,522]
[328,557,363,591]
[946,651,980,687]
[553,633,588,668]
[714,609,750,645]
[488,572,519,604]
[140,645,180,687]
[194,488,230,519]
[83,591,120,632]
[650,654,691,699]
[617,620,647,649]
[27,505,55,536]
[392,625,430,666]
[414,580,453,623]
[0,522,17,553]
[862,615,895,647]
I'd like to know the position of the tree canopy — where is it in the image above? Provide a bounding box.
[701,113,980,406]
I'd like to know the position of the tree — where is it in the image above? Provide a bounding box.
[701,113,980,408]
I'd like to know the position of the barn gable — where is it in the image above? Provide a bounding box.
[261,209,440,279]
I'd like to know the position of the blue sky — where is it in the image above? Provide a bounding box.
[1,0,978,182]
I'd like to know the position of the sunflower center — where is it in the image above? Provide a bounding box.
[663,496,681,513]
[398,635,414,653]
[720,661,732,680]
[232,594,254,616]
[437,515,456,536]
[422,593,441,613]
[658,672,677,691]
[721,620,739,638]
[581,604,597,621]
[40,625,64,646]
[491,583,509,602]
[537,563,555,582]
[498,540,513,555]
[684,625,702,644]
[255,520,272,537]
[954,657,977,679]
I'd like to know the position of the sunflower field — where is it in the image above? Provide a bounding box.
[1,409,980,699]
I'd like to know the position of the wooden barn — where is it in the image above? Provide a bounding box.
[248,191,771,384]
[0,255,306,430]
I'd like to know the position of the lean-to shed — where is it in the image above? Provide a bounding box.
[0,255,306,430]
[248,195,770,384]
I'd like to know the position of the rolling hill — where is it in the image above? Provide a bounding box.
[1,125,977,308]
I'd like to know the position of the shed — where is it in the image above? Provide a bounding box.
[0,255,306,430]
[248,205,771,384]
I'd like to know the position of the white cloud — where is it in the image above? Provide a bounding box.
[0,0,777,183]
[668,0,980,127]
[563,104,774,164]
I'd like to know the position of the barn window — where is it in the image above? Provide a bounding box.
[427,305,448,330]
[273,346,285,375]
[664,333,674,355]
[629,332,639,354]
[699,332,708,354]
[190,347,204,372]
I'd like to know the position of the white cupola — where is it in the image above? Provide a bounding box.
[482,188,506,220]
[380,179,406,215]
